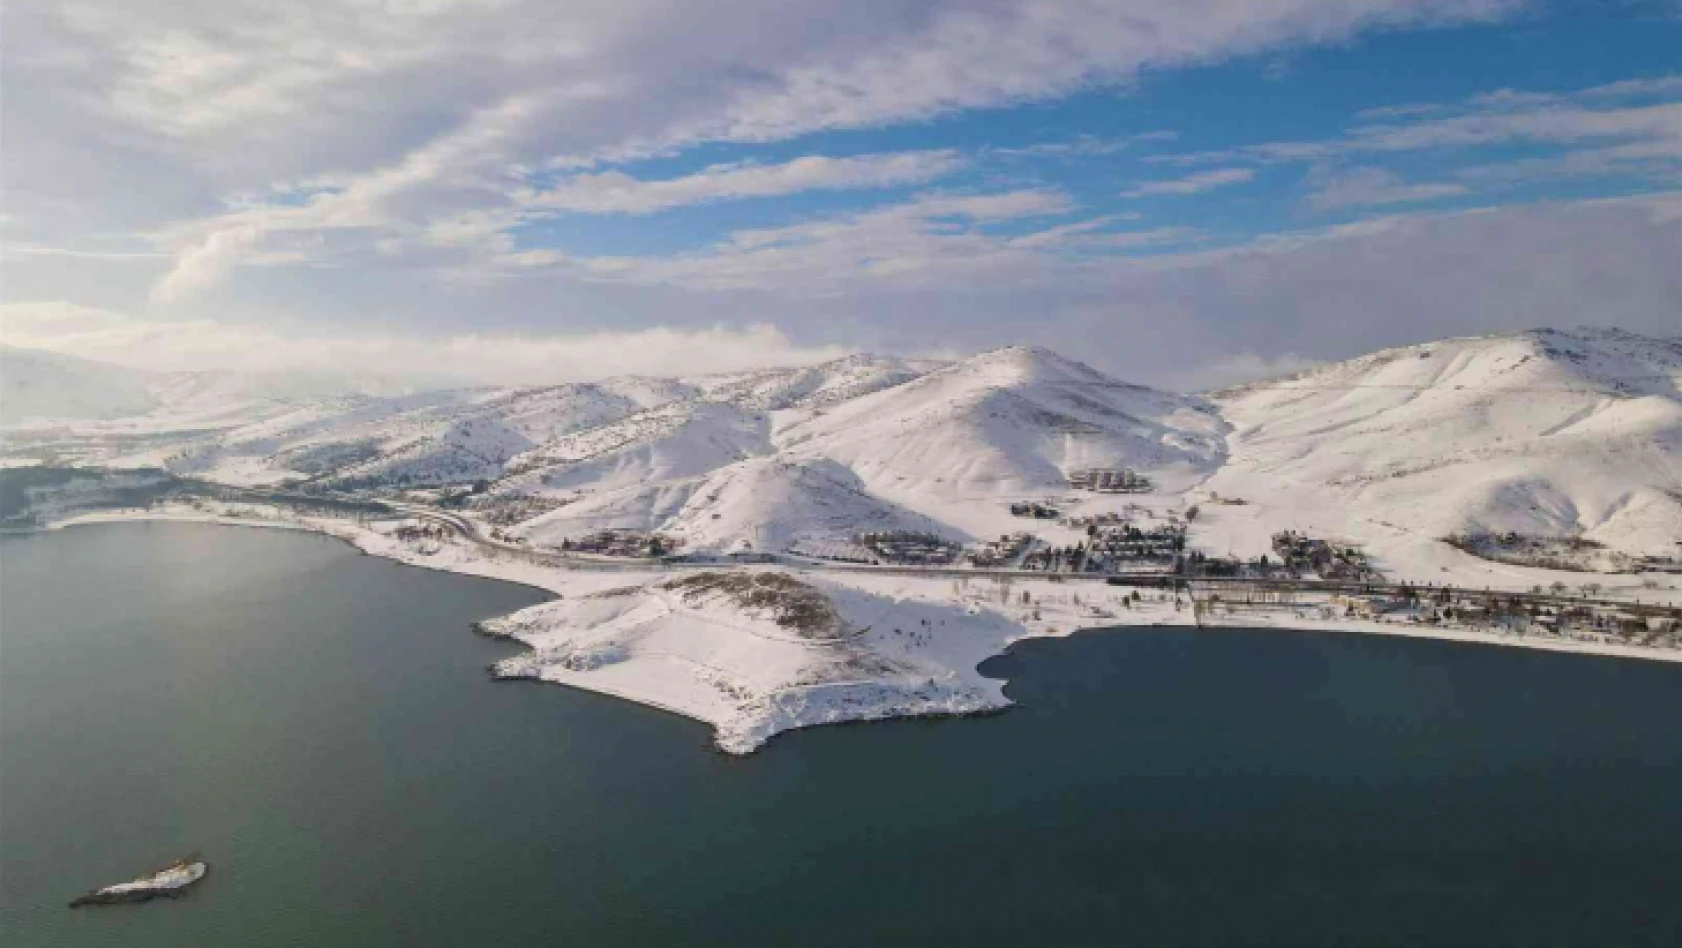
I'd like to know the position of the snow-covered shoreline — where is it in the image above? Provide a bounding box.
[20,505,1682,755]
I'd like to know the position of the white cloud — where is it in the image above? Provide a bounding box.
[7,0,1525,300]
[1345,100,1682,154]
[1306,166,1469,210]
[706,1,1521,145]
[1353,102,1444,120]
[149,224,263,302]
[524,189,1082,291]
[1161,81,1682,168]
[1122,167,1256,198]
[987,131,1178,160]
[525,150,963,214]
[1177,352,1325,392]
[0,301,852,384]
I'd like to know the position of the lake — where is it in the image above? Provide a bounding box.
[5,522,1682,946]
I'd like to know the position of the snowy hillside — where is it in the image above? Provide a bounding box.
[1202,328,1682,565]
[0,348,158,425]
[508,455,952,553]
[501,400,769,493]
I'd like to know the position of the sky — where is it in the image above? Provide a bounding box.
[3,0,1679,390]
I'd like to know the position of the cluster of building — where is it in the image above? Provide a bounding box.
[965,532,1035,568]
[1271,530,1374,579]
[1082,522,1188,571]
[1008,502,1059,519]
[1179,584,1678,650]
[561,529,679,558]
[856,530,963,565]
[1060,510,1128,529]
[1179,551,1245,577]
[1019,544,1082,572]
[1066,468,1152,493]
[1329,591,1680,646]
[394,522,449,542]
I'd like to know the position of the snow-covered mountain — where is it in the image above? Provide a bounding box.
[6,330,1677,569]
[1202,328,1682,562]
[0,346,451,429]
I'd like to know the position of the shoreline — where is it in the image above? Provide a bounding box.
[14,509,1682,754]
[42,509,572,601]
[29,509,1682,668]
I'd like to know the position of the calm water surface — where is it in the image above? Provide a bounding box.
[5,522,1682,947]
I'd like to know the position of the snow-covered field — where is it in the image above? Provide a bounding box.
[8,327,1681,751]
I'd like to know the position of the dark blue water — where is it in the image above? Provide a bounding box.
[5,522,1682,946]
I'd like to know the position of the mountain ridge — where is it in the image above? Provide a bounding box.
[5,327,1677,565]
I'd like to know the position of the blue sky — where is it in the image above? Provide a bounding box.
[3,0,1678,387]
[516,4,1681,259]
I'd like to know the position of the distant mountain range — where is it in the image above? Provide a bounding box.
[0,346,435,428]
[4,328,1679,564]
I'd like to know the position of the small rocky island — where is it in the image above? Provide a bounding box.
[69,859,208,907]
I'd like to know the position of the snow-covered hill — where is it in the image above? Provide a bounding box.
[774,346,1227,537]
[509,455,952,553]
[490,346,1229,552]
[1201,328,1682,568]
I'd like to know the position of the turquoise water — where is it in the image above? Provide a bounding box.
[5,522,1682,946]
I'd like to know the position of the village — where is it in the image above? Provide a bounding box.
[1180,581,1682,651]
